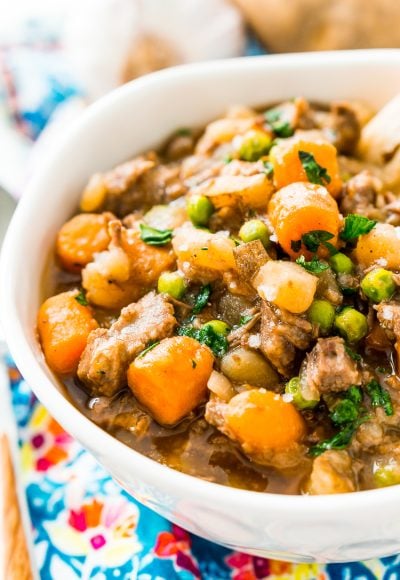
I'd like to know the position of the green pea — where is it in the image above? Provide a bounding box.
[187,195,214,227]
[373,462,400,488]
[334,307,368,343]
[157,271,187,299]
[330,252,354,274]
[285,377,319,410]
[239,219,271,248]
[360,268,395,303]
[238,130,272,162]
[202,320,230,336]
[307,299,335,334]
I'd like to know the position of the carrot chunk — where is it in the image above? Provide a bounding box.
[268,182,340,258]
[127,336,214,425]
[37,291,98,374]
[270,135,342,198]
[226,389,306,454]
[56,213,112,272]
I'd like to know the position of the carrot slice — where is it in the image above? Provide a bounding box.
[226,389,306,453]
[56,213,112,272]
[128,336,214,425]
[268,182,341,258]
[37,291,98,374]
[270,135,342,198]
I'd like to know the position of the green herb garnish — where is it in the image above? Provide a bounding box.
[301,230,335,254]
[309,422,360,457]
[192,284,211,314]
[290,239,302,253]
[265,109,294,138]
[262,160,274,177]
[139,224,173,246]
[75,290,88,306]
[178,324,228,358]
[175,127,191,137]
[298,151,331,186]
[138,341,160,358]
[191,359,197,368]
[344,346,362,362]
[296,255,329,274]
[340,214,377,241]
[310,386,365,456]
[366,380,393,416]
[239,314,253,326]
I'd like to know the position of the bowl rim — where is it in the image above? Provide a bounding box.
[2,49,400,514]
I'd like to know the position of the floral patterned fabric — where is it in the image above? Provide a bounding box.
[5,354,400,579]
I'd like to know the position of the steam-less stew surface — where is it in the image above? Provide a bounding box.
[38,96,400,495]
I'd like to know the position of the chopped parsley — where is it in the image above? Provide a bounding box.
[192,284,211,314]
[296,255,329,274]
[239,314,253,326]
[139,224,173,246]
[262,160,274,177]
[301,230,336,254]
[138,341,160,358]
[264,109,294,138]
[290,239,302,253]
[178,324,228,358]
[366,380,393,416]
[75,290,88,306]
[344,346,362,362]
[191,359,197,368]
[298,151,331,186]
[310,386,366,457]
[330,387,362,425]
[175,127,191,137]
[340,214,377,241]
[309,422,360,457]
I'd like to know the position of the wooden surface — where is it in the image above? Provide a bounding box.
[0,433,33,580]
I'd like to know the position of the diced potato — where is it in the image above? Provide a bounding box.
[254,260,318,314]
[207,370,235,402]
[221,347,279,389]
[359,94,400,164]
[194,174,273,209]
[143,203,187,230]
[195,117,255,154]
[172,223,236,277]
[270,134,342,198]
[128,336,214,425]
[353,222,400,269]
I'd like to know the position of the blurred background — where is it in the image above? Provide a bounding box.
[0,0,400,196]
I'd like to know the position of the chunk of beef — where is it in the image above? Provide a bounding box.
[88,390,151,436]
[81,155,156,215]
[306,450,356,495]
[326,102,361,154]
[300,337,362,395]
[81,156,187,217]
[260,301,313,377]
[78,292,176,396]
[233,240,270,284]
[375,301,400,370]
[340,170,381,216]
[315,268,343,306]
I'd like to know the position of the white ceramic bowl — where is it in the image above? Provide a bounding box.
[2,50,400,563]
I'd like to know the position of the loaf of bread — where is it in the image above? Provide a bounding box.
[233,0,400,52]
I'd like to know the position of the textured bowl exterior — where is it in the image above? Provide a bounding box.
[2,51,400,563]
